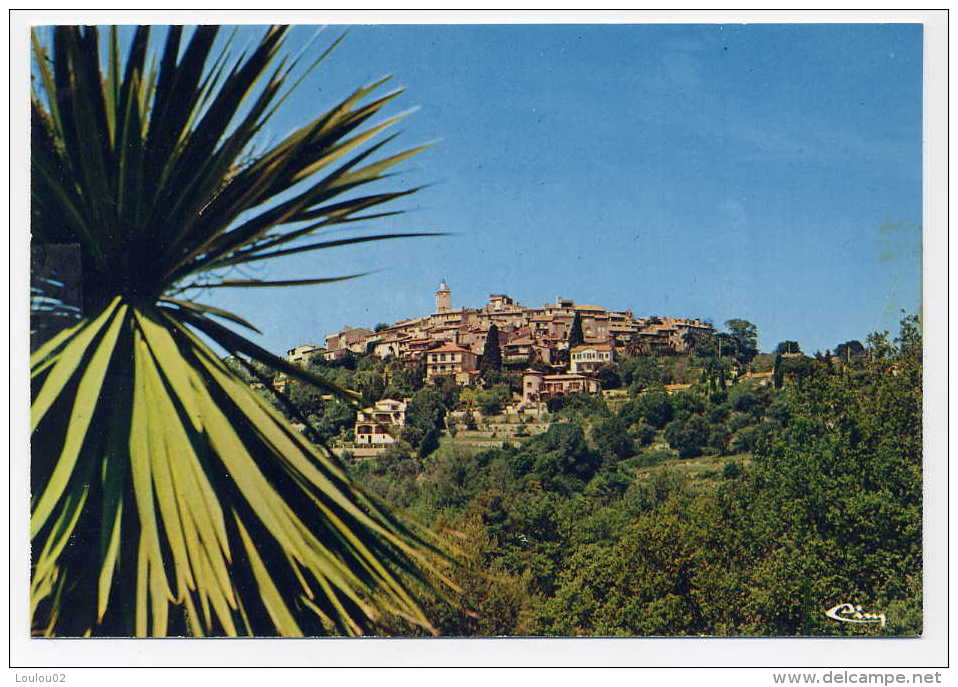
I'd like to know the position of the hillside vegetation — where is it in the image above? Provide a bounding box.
[255,314,922,636]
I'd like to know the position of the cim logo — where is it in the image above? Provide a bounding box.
[825,602,887,628]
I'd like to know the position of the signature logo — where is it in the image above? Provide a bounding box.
[825,602,886,628]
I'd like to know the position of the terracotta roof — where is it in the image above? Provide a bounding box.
[506,336,534,346]
[572,342,614,352]
[288,344,322,354]
[427,343,475,354]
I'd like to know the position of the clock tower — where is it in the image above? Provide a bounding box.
[436,279,452,313]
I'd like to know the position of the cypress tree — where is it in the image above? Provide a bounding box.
[568,312,585,348]
[481,324,502,373]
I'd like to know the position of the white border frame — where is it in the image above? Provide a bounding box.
[7,8,949,670]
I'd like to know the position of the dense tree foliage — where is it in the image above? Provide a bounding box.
[724,319,759,367]
[775,340,802,355]
[595,363,623,390]
[403,387,458,456]
[477,384,512,416]
[252,311,921,638]
[835,339,866,362]
[337,314,922,637]
[592,416,634,464]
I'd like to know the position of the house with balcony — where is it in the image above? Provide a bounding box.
[521,369,600,405]
[570,341,615,374]
[354,398,408,446]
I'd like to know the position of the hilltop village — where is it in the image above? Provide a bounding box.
[274,282,717,448]
[290,282,711,381]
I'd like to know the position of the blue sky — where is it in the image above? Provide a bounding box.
[197,23,922,355]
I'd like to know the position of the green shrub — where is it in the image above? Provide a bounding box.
[722,461,742,479]
[664,415,709,459]
[630,422,656,447]
[627,448,674,468]
[637,391,673,429]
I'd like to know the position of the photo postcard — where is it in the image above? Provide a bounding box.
[14,10,948,670]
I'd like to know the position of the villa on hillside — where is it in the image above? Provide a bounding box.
[522,369,601,405]
[354,399,408,446]
[570,341,615,374]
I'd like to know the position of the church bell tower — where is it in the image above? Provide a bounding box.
[436,279,452,313]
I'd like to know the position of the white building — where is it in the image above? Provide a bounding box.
[286,344,323,366]
[570,342,615,374]
[354,399,408,446]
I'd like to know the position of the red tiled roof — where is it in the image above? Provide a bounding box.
[427,343,475,354]
[572,342,614,352]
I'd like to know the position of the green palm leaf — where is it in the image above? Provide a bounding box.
[30,25,450,637]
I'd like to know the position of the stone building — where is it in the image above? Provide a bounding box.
[521,370,600,405]
[321,281,714,369]
[435,279,452,313]
[424,343,480,385]
[502,332,535,365]
[325,326,374,354]
[286,344,323,366]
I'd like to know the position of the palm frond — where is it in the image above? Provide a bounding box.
[30,24,449,637]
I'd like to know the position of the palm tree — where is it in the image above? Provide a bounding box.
[30,25,449,637]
